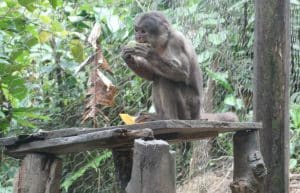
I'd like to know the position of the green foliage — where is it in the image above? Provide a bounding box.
[290,103,300,171]
[62,151,112,192]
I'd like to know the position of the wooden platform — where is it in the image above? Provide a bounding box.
[0,120,262,158]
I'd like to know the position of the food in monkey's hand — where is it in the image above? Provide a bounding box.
[126,40,151,48]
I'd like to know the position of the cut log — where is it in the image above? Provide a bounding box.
[112,148,133,193]
[230,130,267,193]
[13,153,61,193]
[126,139,176,193]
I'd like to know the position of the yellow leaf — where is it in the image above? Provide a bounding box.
[119,114,136,125]
[39,15,51,24]
[39,31,52,43]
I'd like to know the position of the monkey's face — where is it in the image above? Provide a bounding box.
[134,12,169,47]
[134,27,149,43]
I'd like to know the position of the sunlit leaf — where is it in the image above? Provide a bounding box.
[290,158,298,170]
[39,15,52,24]
[224,95,236,106]
[39,31,52,43]
[68,16,85,23]
[198,50,213,63]
[51,20,64,32]
[120,114,136,125]
[70,39,84,62]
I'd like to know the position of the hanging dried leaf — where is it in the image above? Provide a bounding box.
[88,23,101,49]
[82,47,117,126]
[96,49,113,74]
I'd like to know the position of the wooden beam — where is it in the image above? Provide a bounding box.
[0,120,262,146]
[5,128,154,158]
[254,0,290,191]
[0,120,262,158]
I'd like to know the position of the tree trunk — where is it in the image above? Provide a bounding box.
[13,153,61,193]
[254,0,290,191]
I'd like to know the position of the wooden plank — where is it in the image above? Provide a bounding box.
[254,0,290,191]
[5,128,154,158]
[1,120,262,158]
[0,120,262,146]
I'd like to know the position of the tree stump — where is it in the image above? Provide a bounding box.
[230,130,267,193]
[13,153,62,193]
[126,139,176,193]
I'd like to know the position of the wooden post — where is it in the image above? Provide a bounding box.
[112,148,133,193]
[126,139,176,193]
[13,153,62,193]
[254,0,290,191]
[230,130,267,193]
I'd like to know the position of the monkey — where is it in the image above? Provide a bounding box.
[122,11,238,122]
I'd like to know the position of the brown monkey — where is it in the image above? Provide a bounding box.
[122,11,237,122]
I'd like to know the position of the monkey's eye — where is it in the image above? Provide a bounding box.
[141,29,146,34]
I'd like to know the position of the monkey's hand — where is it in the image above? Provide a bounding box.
[133,44,156,60]
[121,46,135,64]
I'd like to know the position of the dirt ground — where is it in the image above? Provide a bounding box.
[177,172,300,193]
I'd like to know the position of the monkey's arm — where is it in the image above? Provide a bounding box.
[122,47,155,81]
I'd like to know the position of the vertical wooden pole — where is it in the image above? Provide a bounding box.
[230,130,267,193]
[126,139,176,193]
[13,153,62,193]
[112,148,133,193]
[254,0,290,191]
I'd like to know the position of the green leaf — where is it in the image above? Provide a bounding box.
[68,16,85,23]
[290,158,298,170]
[5,0,18,8]
[13,116,37,128]
[198,50,213,63]
[49,0,58,9]
[0,111,5,118]
[70,39,84,62]
[224,95,237,106]
[51,20,64,33]
[205,68,233,92]
[3,75,28,101]
[39,15,52,24]
[208,32,227,46]
[62,151,112,192]
[18,0,37,11]
[13,107,49,120]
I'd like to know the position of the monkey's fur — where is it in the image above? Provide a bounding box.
[122,11,238,122]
